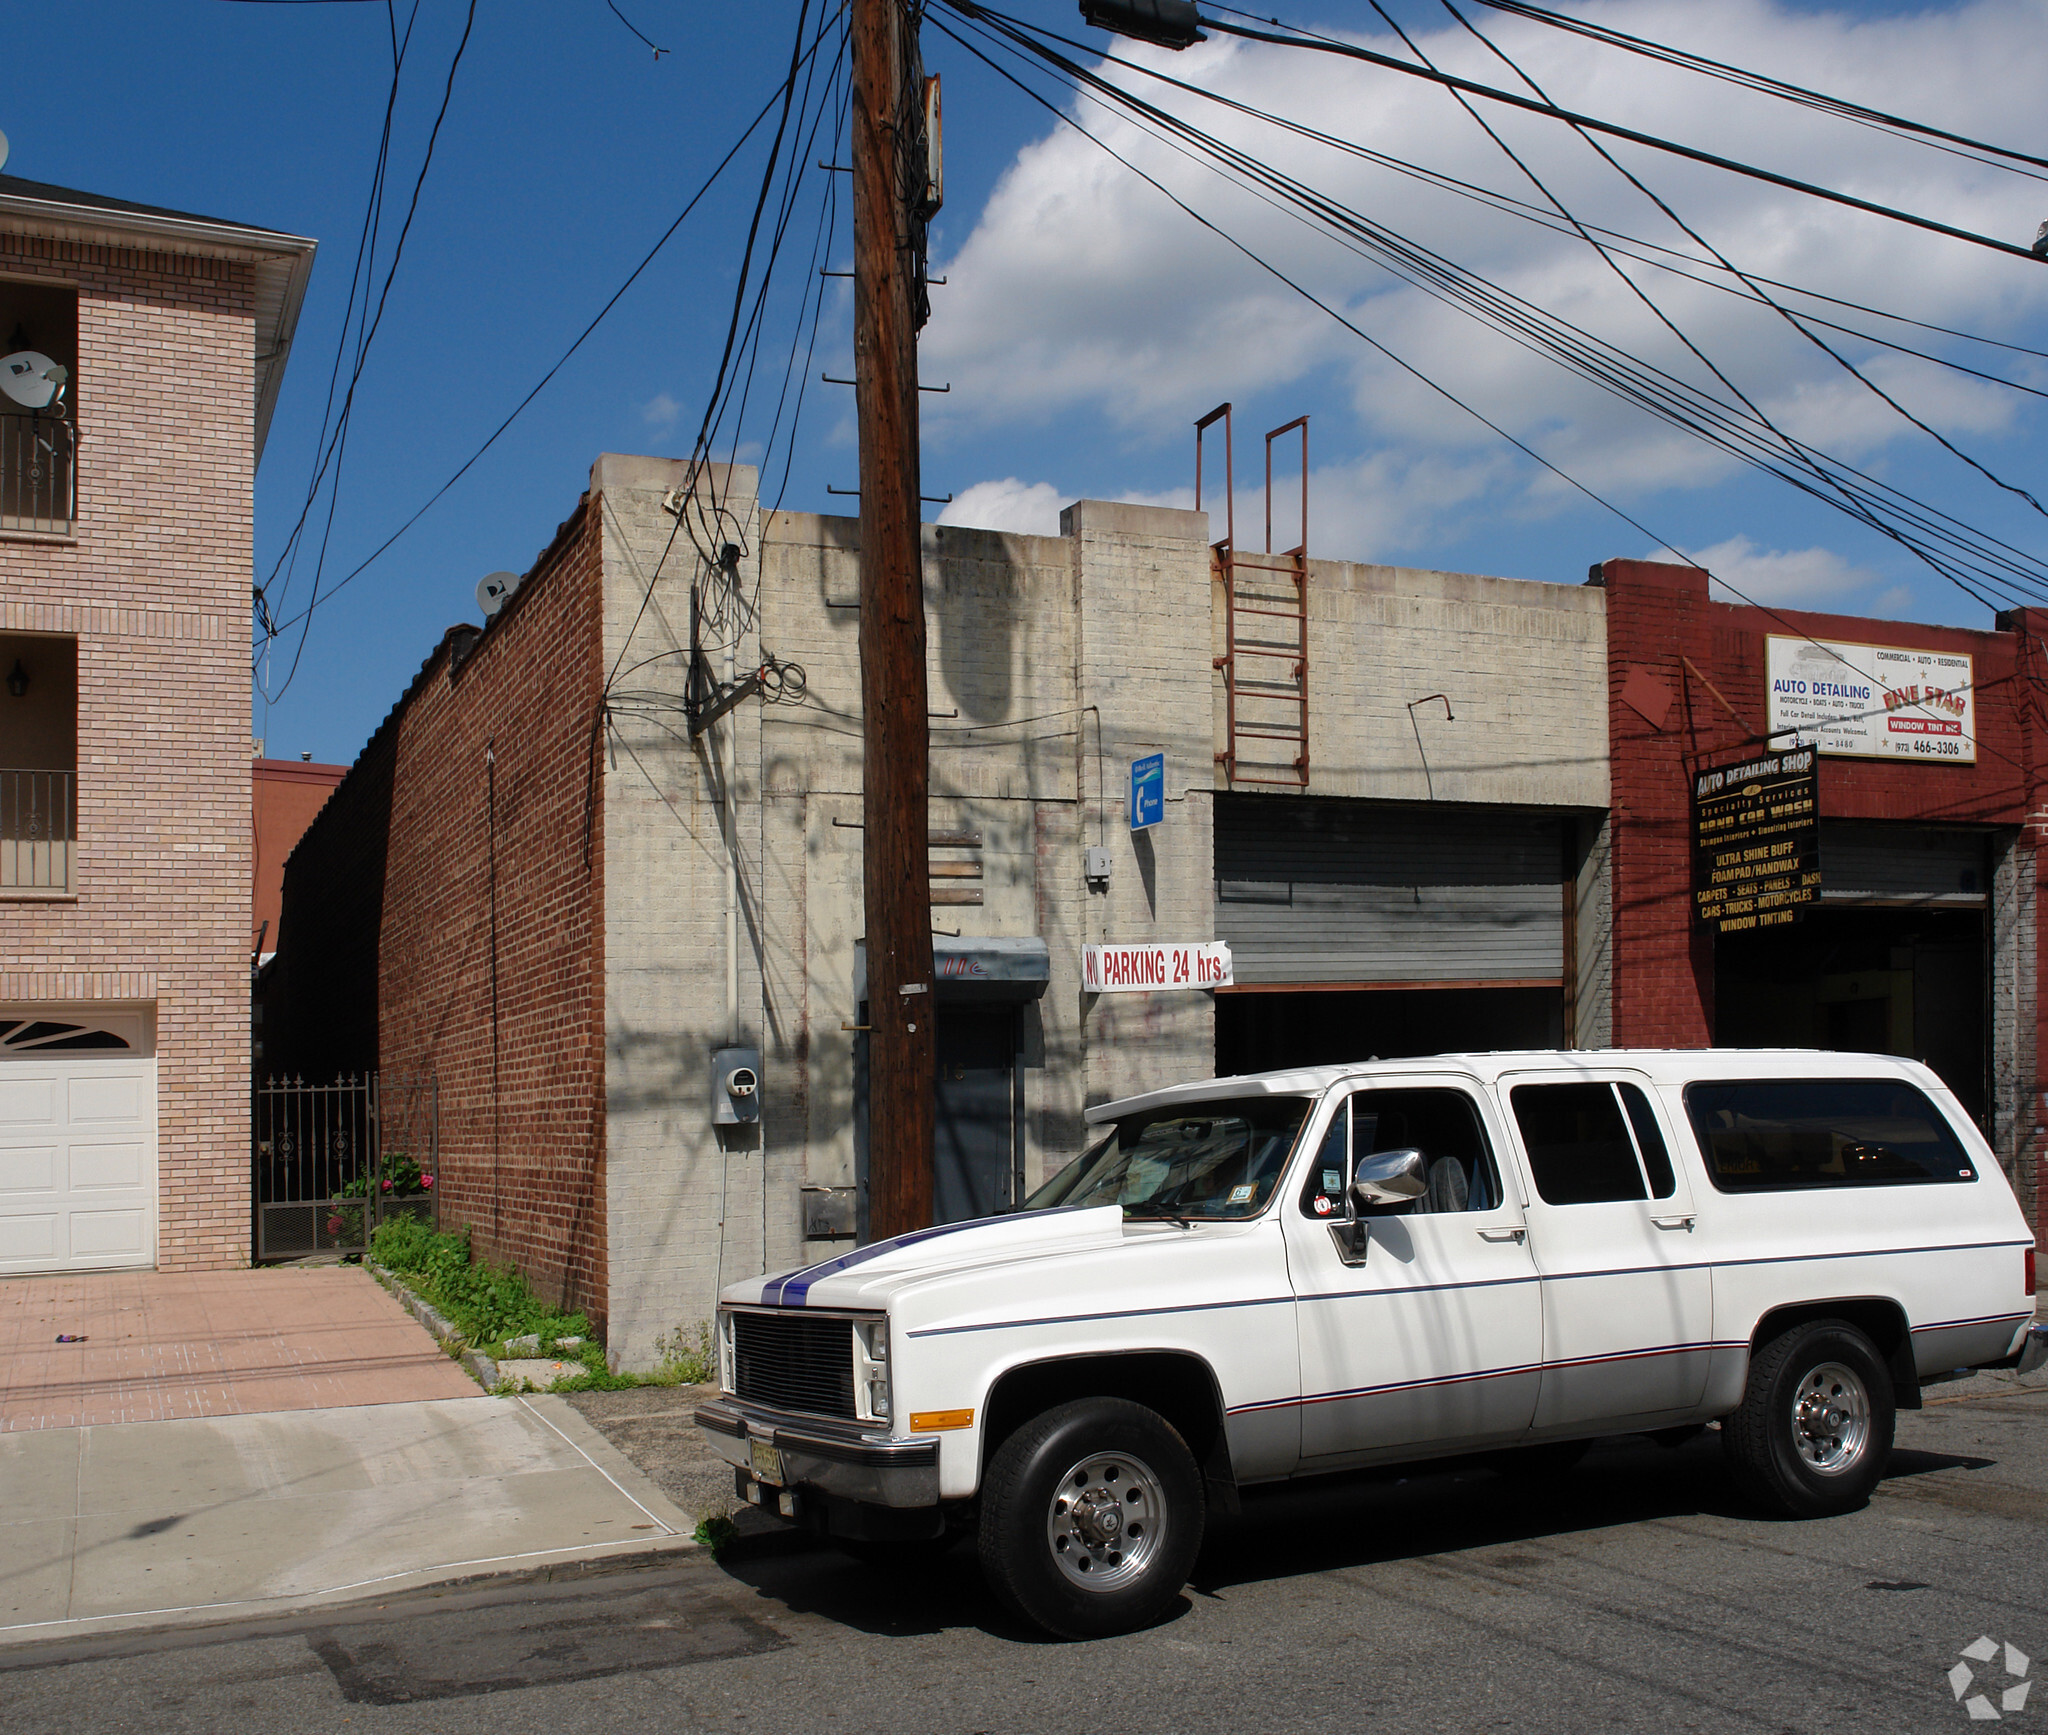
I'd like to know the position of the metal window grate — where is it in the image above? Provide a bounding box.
[732,1312,857,1418]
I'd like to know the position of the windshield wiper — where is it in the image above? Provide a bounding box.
[1123,1202,1196,1229]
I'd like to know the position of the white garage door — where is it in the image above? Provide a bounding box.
[0,1009,157,1274]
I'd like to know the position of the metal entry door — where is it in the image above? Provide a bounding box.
[933,1006,1018,1224]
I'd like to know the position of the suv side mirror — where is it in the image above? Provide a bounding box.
[1351,1147,1428,1208]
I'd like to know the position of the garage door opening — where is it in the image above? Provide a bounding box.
[1216,984,1564,1075]
[1715,907,1985,1124]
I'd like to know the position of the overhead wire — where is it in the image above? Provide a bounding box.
[1183,7,2048,261]
[261,0,481,702]
[1458,0,2048,180]
[938,3,2048,611]
[256,22,840,649]
[1434,0,2048,526]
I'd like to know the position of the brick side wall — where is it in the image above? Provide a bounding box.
[378,506,608,1323]
[1603,558,2042,1240]
[0,234,257,1270]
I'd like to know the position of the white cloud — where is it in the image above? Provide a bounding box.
[937,478,1069,535]
[920,0,2048,550]
[1653,534,1883,608]
[642,392,681,428]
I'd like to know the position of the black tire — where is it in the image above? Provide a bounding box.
[1722,1319,1894,1519]
[1485,1438,1591,1480]
[976,1397,1205,1639]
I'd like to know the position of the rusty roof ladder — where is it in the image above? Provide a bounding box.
[1197,404,1310,788]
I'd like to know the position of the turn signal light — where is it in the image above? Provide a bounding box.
[2027,1247,2037,1297]
[909,1409,975,1432]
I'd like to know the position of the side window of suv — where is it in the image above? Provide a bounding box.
[1512,1081,1675,1205]
[1299,1088,1502,1218]
[1684,1078,1975,1191]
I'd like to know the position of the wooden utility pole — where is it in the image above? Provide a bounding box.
[852,0,934,1239]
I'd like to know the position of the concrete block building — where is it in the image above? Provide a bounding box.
[0,175,314,1277]
[270,451,1632,1366]
[271,453,2047,1370]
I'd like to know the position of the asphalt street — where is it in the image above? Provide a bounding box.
[3,1380,2042,1735]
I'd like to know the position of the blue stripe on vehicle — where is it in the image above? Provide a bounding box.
[766,1210,1037,1306]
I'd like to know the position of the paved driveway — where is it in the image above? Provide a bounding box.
[0,1265,478,1430]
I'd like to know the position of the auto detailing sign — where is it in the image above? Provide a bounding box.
[1692,745,1820,935]
[1766,636,1974,763]
[1083,942,1233,994]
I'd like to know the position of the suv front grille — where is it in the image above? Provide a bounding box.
[732,1311,856,1419]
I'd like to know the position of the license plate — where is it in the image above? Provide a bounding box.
[749,1438,785,1486]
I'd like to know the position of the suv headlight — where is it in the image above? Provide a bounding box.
[717,1310,735,1394]
[853,1317,891,1423]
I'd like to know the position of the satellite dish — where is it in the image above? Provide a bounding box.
[0,352,64,411]
[0,130,10,174]
[476,571,520,618]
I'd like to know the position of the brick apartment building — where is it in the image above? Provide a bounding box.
[0,174,315,1275]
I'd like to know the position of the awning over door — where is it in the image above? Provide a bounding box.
[1215,795,1566,986]
[856,936,1052,1003]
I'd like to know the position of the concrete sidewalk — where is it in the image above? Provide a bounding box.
[0,1393,697,1645]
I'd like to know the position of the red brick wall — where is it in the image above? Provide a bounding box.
[281,505,610,1321]
[1602,559,2043,1245]
[252,759,345,951]
[0,233,257,1270]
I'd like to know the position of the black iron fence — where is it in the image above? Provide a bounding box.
[0,412,76,534]
[1,769,75,893]
[252,1072,438,1261]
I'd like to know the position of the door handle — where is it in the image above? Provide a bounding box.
[1651,1213,1696,1230]
[1477,1225,1527,1243]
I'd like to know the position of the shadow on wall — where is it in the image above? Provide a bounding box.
[263,746,394,1081]
[928,525,1018,726]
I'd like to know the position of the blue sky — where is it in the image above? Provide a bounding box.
[10,0,2048,764]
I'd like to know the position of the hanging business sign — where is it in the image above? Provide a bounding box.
[1765,635,1975,764]
[1691,744,1821,935]
[1129,753,1165,831]
[1083,941,1233,994]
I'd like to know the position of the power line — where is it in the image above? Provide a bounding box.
[1459,0,2048,180]
[257,26,838,647]
[939,4,2048,612]
[1170,8,2048,261]
[263,0,481,703]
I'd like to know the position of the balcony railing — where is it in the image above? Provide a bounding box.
[1,770,75,892]
[0,413,76,535]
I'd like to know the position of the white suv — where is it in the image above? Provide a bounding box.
[698,1049,2043,1638]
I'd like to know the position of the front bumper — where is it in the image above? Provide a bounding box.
[695,1396,941,1509]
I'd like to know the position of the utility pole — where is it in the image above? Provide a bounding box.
[852,0,935,1239]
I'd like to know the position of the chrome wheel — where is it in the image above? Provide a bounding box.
[1044,1449,1167,1592]
[1789,1360,1870,1474]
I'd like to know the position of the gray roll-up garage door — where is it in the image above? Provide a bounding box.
[1215,795,1565,985]
[1818,822,1989,905]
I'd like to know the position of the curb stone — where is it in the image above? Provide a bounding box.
[366,1261,500,1391]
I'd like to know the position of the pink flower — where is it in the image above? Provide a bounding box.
[381,1178,393,1192]
[326,1214,345,1235]
[421,1174,435,1189]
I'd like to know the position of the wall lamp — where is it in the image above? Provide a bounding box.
[5,659,25,698]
